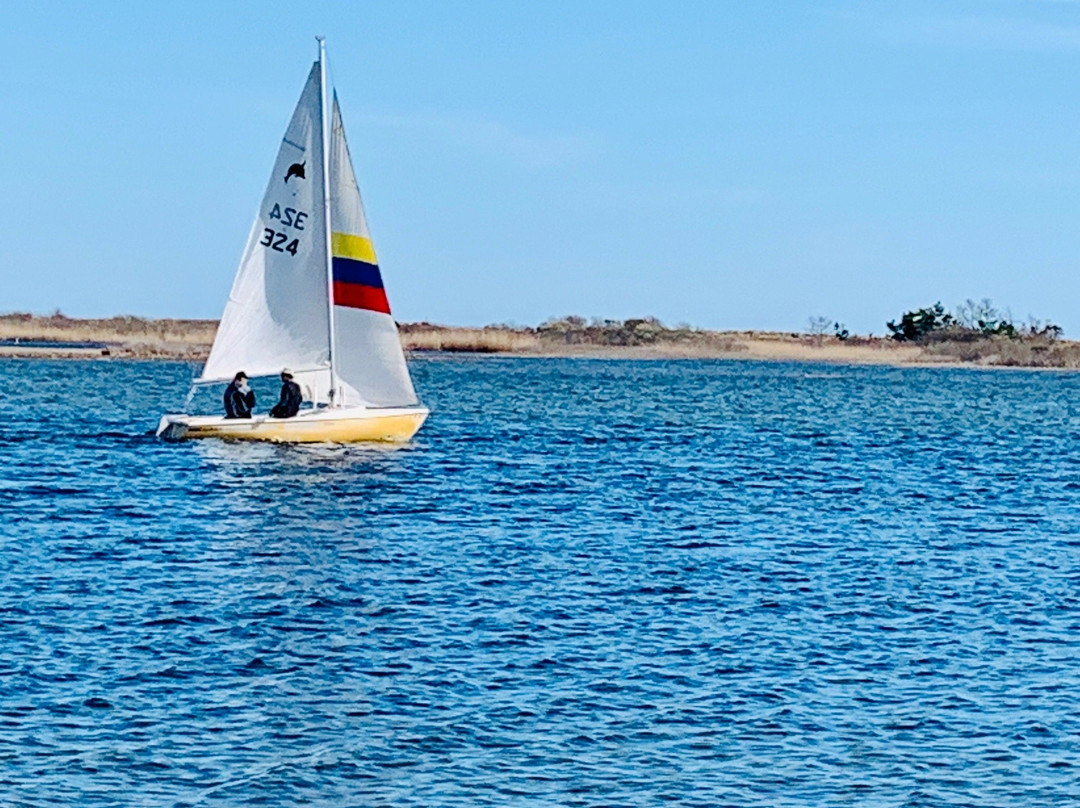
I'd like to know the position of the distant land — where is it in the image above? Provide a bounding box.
[1,312,1079,369]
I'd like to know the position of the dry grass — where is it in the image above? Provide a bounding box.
[919,334,1080,368]
[399,323,540,353]
[735,333,923,365]
[0,312,216,343]
[0,313,215,359]
[3,312,1080,369]
[400,319,751,357]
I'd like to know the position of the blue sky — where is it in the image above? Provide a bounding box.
[5,1,1080,334]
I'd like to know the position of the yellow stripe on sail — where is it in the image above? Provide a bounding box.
[331,232,378,264]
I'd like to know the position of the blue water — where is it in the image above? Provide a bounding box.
[4,356,1080,806]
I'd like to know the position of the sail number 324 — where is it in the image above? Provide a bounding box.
[260,204,308,256]
[260,228,300,255]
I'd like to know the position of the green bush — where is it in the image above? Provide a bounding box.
[886,303,954,342]
[887,299,1062,343]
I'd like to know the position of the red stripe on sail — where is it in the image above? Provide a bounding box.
[333,281,391,314]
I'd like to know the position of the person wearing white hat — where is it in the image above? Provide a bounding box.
[269,368,302,418]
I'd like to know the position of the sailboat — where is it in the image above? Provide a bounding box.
[157,38,428,443]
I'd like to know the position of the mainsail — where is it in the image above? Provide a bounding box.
[199,53,418,409]
[200,63,331,396]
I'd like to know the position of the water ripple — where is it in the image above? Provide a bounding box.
[3,357,1080,804]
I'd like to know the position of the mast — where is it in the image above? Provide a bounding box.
[317,35,340,405]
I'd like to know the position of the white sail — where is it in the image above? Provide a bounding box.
[158,41,429,444]
[327,95,419,408]
[200,63,332,399]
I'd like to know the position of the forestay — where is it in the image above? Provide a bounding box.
[199,64,332,399]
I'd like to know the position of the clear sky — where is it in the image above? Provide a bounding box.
[5,1,1080,334]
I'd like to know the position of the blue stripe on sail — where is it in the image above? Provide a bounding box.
[331,257,384,289]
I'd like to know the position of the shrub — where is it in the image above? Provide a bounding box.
[887,299,1063,343]
[886,303,954,342]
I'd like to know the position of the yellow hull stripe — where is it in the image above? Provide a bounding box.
[183,411,428,444]
[331,232,378,264]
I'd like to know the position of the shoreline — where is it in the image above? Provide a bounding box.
[1,315,1078,370]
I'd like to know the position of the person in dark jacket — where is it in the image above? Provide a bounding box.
[224,371,255,418]
[269,368,303,418]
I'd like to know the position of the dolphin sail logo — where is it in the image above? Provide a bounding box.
[285,161,306,183]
